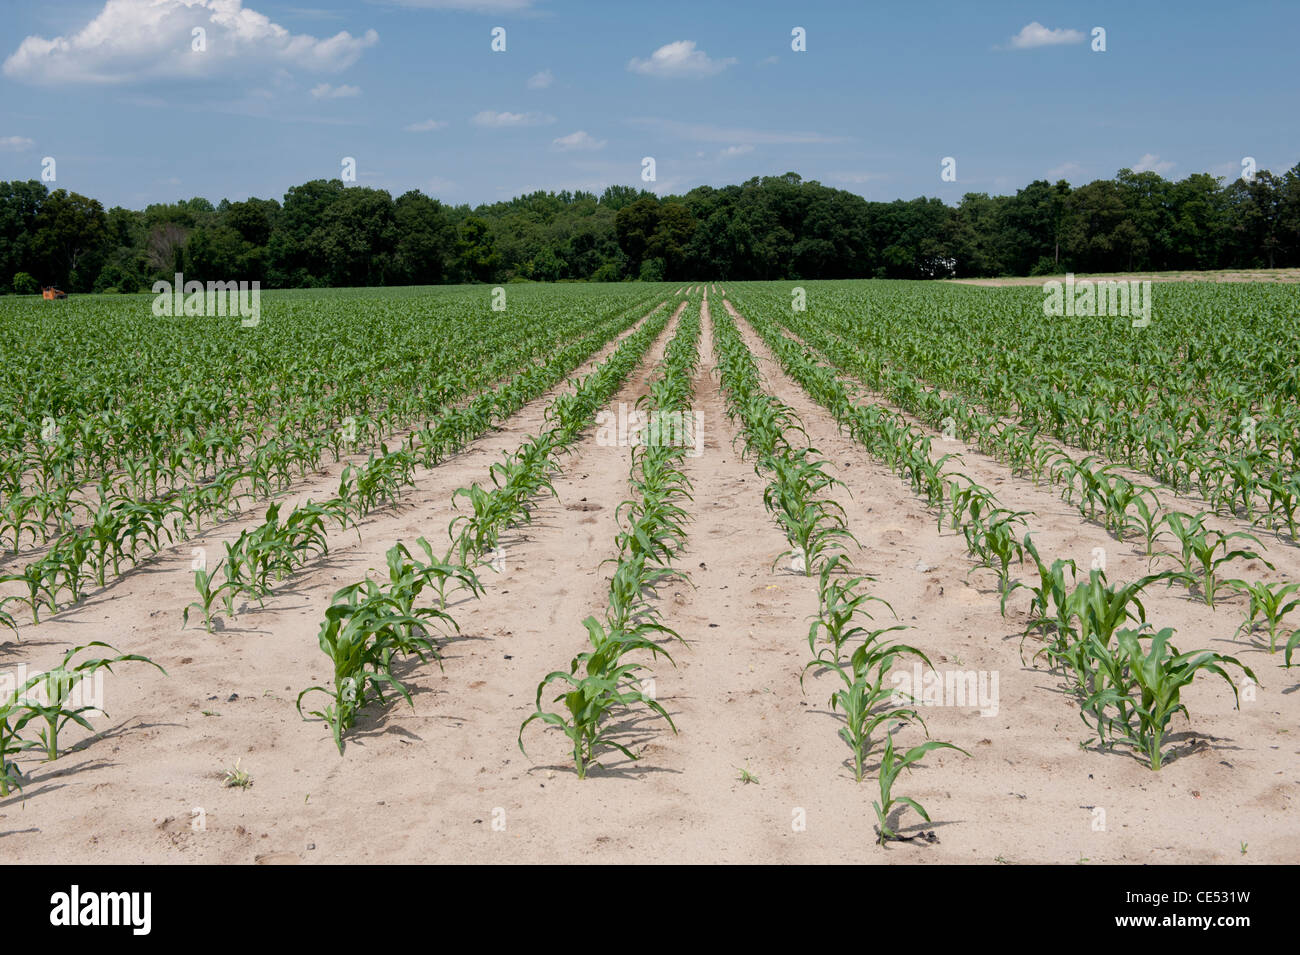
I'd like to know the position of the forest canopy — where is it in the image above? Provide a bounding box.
[2,165,1298,293]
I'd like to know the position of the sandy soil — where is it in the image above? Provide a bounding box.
[2,292,1295,864]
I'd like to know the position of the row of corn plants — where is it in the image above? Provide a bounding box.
[520,297,701,777]
[178,299,668,632]
[710,299,964,842]
[741,286,1298,672]
[296,297,683,753]
[728,295,1257,771]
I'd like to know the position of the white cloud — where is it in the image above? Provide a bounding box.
[3,0,378,85]
[718,144,753,159]
[1006,22,1085,49]
[472,110,554,127]
[553,130,606,151]
[1131,153,1175,175]
[0,136,35,151]
[758,55,780,67]
[405,118,448,132]
[628,117,847,145]
[628,40,736,77]
[526,69,553,89]
[311,82,359,98]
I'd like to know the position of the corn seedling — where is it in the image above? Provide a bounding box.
[6,642,165,762]
[1083,626,1256,769]
[805,557,901,661]
[1228,580,1300,653]
[814,635,934,783]
[872,729,968,844]
[297,577,459,754]
[1159,515,1272,607]
[183,559,231,632]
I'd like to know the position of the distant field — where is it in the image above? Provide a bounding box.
[3,279,1299,864]
[951,267,1300,285]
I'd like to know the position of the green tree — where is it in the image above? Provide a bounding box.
[614,196,661,276]
[394,190,454,285]
[11,271,39,294]
[31,189,109,290]
[455,217,499,282]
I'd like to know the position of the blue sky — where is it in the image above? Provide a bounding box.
[1,0,1297,210]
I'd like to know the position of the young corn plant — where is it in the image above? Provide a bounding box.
[964,508,1029,614]
[520,616,677,779]
[182,558,232,632]
[1228,580,1300,653]
[1,686,40,795]
[1097,476,1159,542]
[1130,492,1167,557]
[805,557,901,663]
[381,538,484,623]
[297,580,457,754]
[812,635,933,783]
[1159,517,1272,608]
[873,729,968,845]
[1083,626,1255,770]
[8,642,165,762]
[1052,569,1189,692]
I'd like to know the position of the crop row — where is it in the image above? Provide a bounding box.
[710,298,963,841]
[295,296,682,752]
[726,295,1256,772]
[731,284,1300,668]
[520,295,702,777]
[0,286,663,564]
[0,297,661,635]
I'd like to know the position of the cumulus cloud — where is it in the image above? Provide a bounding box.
[526,69,553,89]
[628,40,736,77]
[0,136,35,151]
[311,82,359,98]
[1131,153,1175,174]
[3,0,378,85]
[552,130,606,151]
[1006,22,1084,49]
[472,110,554,127]
[404,118,448,131]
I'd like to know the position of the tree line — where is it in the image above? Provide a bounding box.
[2,164,1297,293]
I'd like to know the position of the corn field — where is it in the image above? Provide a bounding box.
[2,279,1297,863]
